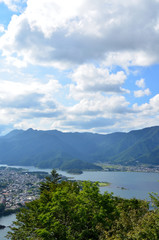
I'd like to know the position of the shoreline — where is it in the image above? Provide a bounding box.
[97,164,159,173]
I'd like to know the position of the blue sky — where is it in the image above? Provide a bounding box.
[0,0,159,135]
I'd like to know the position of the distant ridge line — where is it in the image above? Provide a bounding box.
[1,125,159,169]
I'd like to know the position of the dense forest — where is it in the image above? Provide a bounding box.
[7,170,159,240]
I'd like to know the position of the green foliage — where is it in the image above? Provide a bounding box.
[40,169,62,192]
[150,192,159,211]
[7,170,159,240]
[127,211,159,240]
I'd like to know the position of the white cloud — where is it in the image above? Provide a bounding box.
[69,64,128,100]
[0,0,159,134]
[149,94,159,110]
[0,25,5,33]
[134,88,151,98]
[103,51,156,71]
[49,94,131,132]
[0,78,61,100]
[0,77,63,128]
[135,78,145,88]
[1,0,159,68]
[133,94,159,114]
[134,78,151,98]
[69,95,130,116]
[0,0,24,12]
[26,0,85,37]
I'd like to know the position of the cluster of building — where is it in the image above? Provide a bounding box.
[103,164,159,173]
[0,167,47,211]
[126,165,159,173]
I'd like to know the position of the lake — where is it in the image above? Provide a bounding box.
[0,214,16,239]
[0,165,159,239]
[57,170,159,200]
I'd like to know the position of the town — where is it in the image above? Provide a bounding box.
[100,164,159,173]
[0,167,48,214]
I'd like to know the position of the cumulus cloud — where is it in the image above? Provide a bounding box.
[69,95,130,116]
[49,94,131,132]
[0,0,159,134]
[1,0,159,68]
[133,94,159,115]
[135,78,145,88]
[54,93,159,133]
[103,51,156,70]
[69,64,128,100]
[0,93,44,109]
[134,78,151,98]
[0,78,64,131]
[134,88,151,98]
[47,92,133,132]
[0,78,61,104]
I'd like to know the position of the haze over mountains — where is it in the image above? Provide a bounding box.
[0,126,159,170]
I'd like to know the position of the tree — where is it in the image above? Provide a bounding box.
[7,170,159,240]
[39,169,62,192]
[127,211,159,240]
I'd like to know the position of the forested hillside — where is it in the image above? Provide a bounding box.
[7,170,159,240]
[1,126,159,169]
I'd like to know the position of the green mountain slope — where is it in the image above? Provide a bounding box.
[109,126,159,165]
[0,126,159,168]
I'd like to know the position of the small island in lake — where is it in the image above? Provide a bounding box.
[67,169,83,174]
[98,182,111,187]
[0,224,5,229]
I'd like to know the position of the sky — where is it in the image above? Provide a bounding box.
[0,0,159,135]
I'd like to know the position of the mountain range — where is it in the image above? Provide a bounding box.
[0,126,159,170]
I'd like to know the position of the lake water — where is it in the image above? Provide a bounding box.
[0,165,159,239]
[57,170,159,200]
[0,214,16,239]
